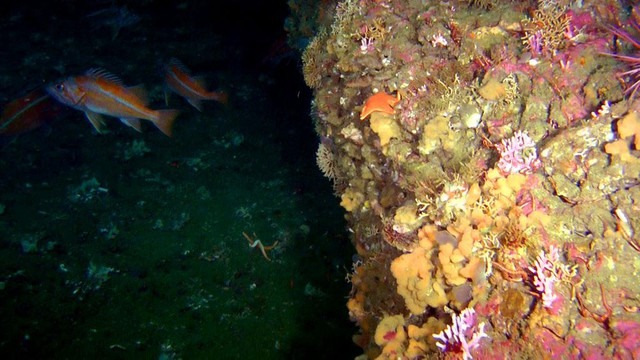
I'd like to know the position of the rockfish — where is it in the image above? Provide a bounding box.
[47,69,179,136]
[164,58,227,111]
[0,88,67,136]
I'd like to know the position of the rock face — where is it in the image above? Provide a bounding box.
[301,0,640,358]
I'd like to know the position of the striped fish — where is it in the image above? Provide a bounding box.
[46,69,179,136]
[164,58,227,111]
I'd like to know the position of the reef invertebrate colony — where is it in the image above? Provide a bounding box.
[300,0,640,358]
[302,31,327,89]
[316,142,338,181]
[522,1,571,57]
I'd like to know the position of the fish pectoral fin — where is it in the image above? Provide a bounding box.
[120,118,143,132]
[187,98,203,112]
[84,111,107,133]
[127,85,149,105]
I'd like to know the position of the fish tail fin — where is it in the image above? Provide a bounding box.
[154,109,180,137]
[207,91,228,105]
[217,92,228,105]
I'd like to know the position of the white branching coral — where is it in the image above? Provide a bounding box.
[495,131,541,175]
[433,308,488,360]
[528,246,577,310]
[529,247,560,309]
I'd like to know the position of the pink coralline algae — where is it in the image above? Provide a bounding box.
[614,320,640,358]
[433,308,488,360]
[495,131,541,175]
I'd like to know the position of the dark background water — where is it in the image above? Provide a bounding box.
[0,0,358,358]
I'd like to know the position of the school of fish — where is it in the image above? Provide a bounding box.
[1,58,227,139]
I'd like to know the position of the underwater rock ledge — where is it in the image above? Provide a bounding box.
[300,0,640,358]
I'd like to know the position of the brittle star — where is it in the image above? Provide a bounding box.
[242,232,279,261]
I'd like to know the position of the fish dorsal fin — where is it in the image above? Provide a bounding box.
[168,58,191,74]
[127,84,149,105]
[85,68,124,85]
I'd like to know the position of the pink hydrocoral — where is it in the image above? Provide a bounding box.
[529,247,560,310]
[495,131,541,175]
[433,308,488,360]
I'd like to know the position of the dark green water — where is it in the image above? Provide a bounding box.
[0,1,358,358]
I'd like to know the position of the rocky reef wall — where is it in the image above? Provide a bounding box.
[300,0,640,358]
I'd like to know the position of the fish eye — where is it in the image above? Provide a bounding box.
[55,83,65,91]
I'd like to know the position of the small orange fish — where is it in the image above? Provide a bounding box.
[46,69,179,136]
[0,88,66,136]
[164,58,227,111]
